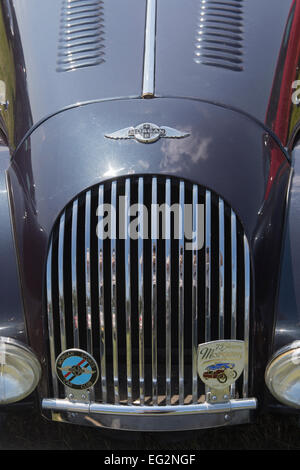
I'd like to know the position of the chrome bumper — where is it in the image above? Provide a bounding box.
[42,397,257,431]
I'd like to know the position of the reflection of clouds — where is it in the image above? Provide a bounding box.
[138,160,150,170]
[160,132,212,173]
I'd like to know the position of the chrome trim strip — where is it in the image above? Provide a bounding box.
[243,235,250,398]
[98,184,107,403]
[192,185,198,403]
[43,397,257,416]
[165,179,172,404]
[142,0,157,97]
[43,397,257,431]
[111,181,119,404]
[205,190,211,342]
[219,198,225,339]
[124,179,132,404]
[138,177,145,405]
[178,181,185,405]
[58,213,66,351]
[85,191,92,354]
[46,240,58,396]
[71,200,79,349]
[151,177,158,405]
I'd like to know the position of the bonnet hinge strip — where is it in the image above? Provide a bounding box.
[142,0,157,98]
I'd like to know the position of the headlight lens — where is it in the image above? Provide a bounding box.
[0,337,41,404]
[265,341,300,408]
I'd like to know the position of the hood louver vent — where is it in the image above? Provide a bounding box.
[194,0,244,72]
[57,0,105,72]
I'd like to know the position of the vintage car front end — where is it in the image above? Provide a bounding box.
[3,95,289,430]
[1,0,300,432]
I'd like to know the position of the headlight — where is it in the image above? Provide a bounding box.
[265,341,300,408]
[0,337,41,404]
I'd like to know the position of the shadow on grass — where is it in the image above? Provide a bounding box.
[0,411,300,450]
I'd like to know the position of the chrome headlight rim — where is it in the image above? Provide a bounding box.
[265,341,300,408]
[0,336,42,404]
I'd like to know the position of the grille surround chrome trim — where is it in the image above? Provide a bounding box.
[46,240,58,397]
[58,214,67,352]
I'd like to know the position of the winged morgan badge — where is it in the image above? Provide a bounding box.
[105,122,190,144]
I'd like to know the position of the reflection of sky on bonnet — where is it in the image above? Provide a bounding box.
[291,175,300,194]
[160,130,212,173]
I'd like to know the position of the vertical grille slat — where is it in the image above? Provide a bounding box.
[205,190,211,343]
[46,176,252,407]
[71,200,80,349]
[219,197,225,339]
[231,209,237,339]
[110,181,119,404]
[97,185,107,403]
[191,185,198,403]
[165,178,172,405]
[138,178,145,405]
[178,181,185,405]
[124,179,132,404]
[151,178,158,405]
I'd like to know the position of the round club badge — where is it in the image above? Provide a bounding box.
[55,349,99,390]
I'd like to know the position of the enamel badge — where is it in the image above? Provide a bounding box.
[197,340,245,390]
[55,349,99,390]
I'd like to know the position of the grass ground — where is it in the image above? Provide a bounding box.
[0,411,300,450]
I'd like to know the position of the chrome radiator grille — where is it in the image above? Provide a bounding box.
[46,176,250,406]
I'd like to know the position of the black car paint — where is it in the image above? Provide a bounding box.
[0,0,299,417]
[0,147,25,343]
[7,97,291,408]
[0,0,295,151]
